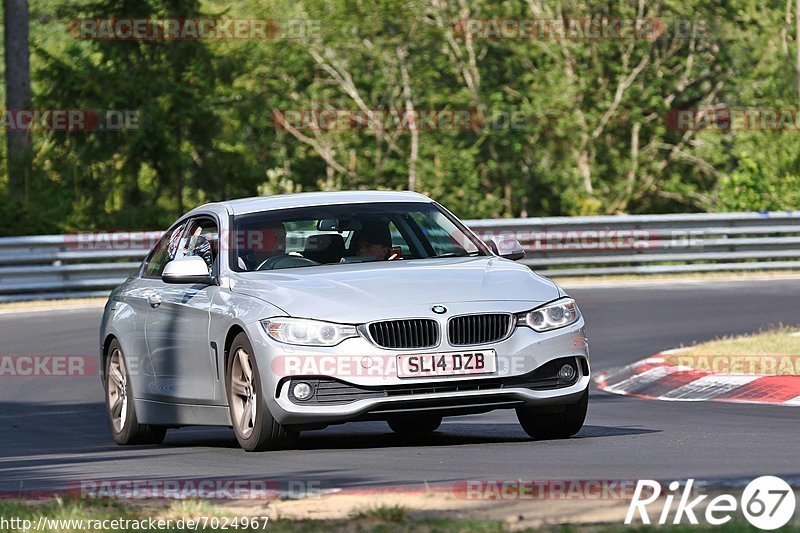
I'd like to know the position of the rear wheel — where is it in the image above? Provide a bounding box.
[516,388,588,440]
[387,414,442,434]
[105,340,166,445]
[227,332,296,451]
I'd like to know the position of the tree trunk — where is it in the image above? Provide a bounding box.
[397,46,417,192]
[796,0,800,106]
[3,0,32,202]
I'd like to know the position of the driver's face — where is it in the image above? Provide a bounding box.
[251,226,286,264]
[357,240,389,260]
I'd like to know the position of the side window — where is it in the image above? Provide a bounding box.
[143,223,186,278]
[178,218,219,271]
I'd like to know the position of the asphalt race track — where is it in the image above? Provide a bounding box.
[1,279,798,495]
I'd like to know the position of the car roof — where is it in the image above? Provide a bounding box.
[187,190,433,217]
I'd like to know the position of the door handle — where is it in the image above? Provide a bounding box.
[148,291,162,308]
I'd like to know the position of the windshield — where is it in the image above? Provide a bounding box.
[229,201,485,271]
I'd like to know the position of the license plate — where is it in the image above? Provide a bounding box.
[397,350,497,379]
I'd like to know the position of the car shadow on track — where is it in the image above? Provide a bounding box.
[158,422,660,450]
[160,389,659,449]
[1,398,660,455]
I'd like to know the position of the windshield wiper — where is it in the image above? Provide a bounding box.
[340,256,381,264]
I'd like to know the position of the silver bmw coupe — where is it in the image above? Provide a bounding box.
[100,191,590,451]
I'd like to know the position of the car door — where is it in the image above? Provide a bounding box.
[144,216,221,405]
[126,221,188,399]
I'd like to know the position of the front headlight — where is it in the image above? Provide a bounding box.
[261,318,358,346]
[517,298,581,332]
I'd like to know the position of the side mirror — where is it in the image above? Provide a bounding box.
[485,237,526,261]
[162,256,215,285]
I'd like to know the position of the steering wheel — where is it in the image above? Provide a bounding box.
[256,254,320,271]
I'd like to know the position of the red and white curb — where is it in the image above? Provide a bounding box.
[594,349,800,406]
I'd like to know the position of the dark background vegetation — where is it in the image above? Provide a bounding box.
[1,0,799,235]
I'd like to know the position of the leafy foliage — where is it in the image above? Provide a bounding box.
[1,0,799,235]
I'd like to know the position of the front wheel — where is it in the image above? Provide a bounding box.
[105,340,166,445]
[516,388,588,440]
[227,332,297,451]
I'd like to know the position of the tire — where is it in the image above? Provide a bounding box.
[516,388,588,440]
[104,339,167,445]
[226,332,297,452]
[387,414,442,435]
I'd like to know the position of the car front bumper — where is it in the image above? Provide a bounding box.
[246,312,590,426]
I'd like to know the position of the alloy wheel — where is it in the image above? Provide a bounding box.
[230,347,257,438]
[107,348,128,433]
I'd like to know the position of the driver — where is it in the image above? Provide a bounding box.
[237,223,286,270]
[354,222,392,261]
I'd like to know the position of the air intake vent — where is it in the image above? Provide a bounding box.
[448,314,513,346]
[368,319,439,349]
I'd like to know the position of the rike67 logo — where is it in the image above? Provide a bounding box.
[626,476,796,530]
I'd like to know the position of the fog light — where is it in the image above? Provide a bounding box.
[293,382,313,400]
[558,364,576,381]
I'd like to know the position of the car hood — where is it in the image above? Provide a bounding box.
[229,257,560,323]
